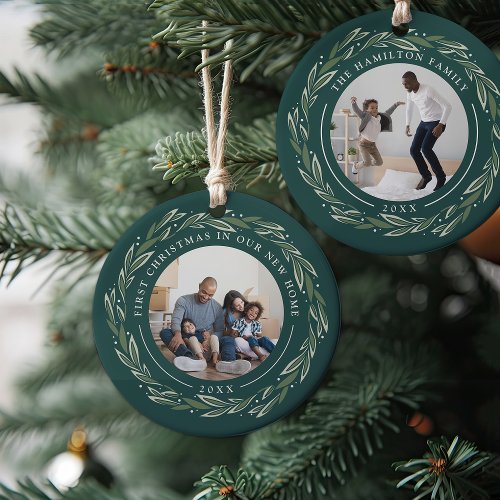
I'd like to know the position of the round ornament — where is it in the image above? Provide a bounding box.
[93,192,340,436]
[277,9,499,255]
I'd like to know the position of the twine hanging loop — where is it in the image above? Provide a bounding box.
[201,20,234,208]
[392,0,412,27]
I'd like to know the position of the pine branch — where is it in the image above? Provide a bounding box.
[195,339,438,499]
[150,0,499,80]
[393,435,500,499]
[153,114,281,187]
[0,70,150,127]
[100,45,199,100]
[150,0,327,80]
[0,377,146,450]
[96,107,201,197]
[0,478,185,500]
[29,1,161,59]
[16,282,103,395]
[0,203,136,285]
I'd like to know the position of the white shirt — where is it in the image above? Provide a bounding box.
[241,321,252,337]
[360,115,382,142]
[406,83,451,125]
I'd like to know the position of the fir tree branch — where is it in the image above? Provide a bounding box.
[153,114,281,187]
[0,70,151,127]
[0,478,185,500]
[195,340,438,499]
[100,45,198,100]
[150,0,499,80]
[0,377,146,449]
[0,203,137,285]
[29,1,161,59]
[393,435,500,499]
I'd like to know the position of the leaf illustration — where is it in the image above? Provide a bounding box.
[305,273,314,301]
[202,407,231,417]
[148,396,176,405]
[228,397,254,414]
[221,217,249,229]
[385,226,414,237]
[445,205,458,219]
[129,251,155,274]
[203,219,237,232]
[136,237,159,255]
[301,354,311,381]
[104,293,115,323]
[129,335,140,367]
[179,213,205,231]
[366,217,392,229]
[299,124,308,141]
[302,143,311,171]
[301,88,308,118]
[282,354,304,376]
[182,398,210,410]
[253,220,285,231]
[312,71,337,94]
[464,171,488,194]
[276,372,300,390]
[332,215,360,225]
[299,168,318,189]
[116,305,125,323]
[131,371,157,385]
[307,64,317,93]
[291,257,304,289]
[124,244,134,273]
[412,215,439,233]
[339,28,369,50]
[115,349,136,371]
[311,154,323,185]
[381,214,413,227]
[288,112,298,142]
[197,395,228,408]
[106,319,119,336]
[459,190,482,208]
[276,241,301,255]
[362,32,390,50]
[405,36,434,48]
[118,269,126,301]
[256,395,280,417]
[290,139,301,155]
[488,91,497,120]
[476,79,487,109]
[437,40,468,50]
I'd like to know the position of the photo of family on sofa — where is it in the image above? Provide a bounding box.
[149,247,283,380]
[331,64,467,201]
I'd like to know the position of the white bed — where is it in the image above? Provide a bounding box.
[361,169,451,201]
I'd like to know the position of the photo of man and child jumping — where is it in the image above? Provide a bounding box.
[332,64,467,201]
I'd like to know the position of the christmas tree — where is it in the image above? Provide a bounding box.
[1,1,499,499]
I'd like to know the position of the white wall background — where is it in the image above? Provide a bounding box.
[331,63,468,161]
[161,246,284,323]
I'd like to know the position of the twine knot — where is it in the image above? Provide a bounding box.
[392,0,412,27]
[204,168,233,207]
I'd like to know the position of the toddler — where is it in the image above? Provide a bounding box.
[350,96,405,174]
[181,318,218,365]
[231,302,274,362]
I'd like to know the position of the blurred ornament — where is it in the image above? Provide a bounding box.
[407,411,434,436]
[460,209,500,265]
[46,426,114,491]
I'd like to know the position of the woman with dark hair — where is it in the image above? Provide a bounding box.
[222,290,247,334]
